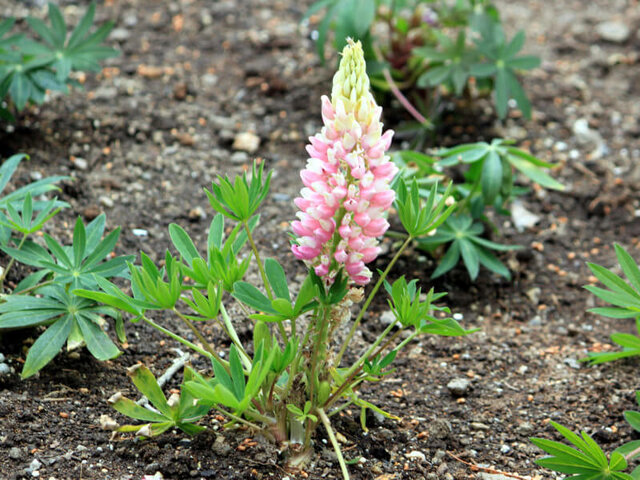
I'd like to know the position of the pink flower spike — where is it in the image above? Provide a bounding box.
[290,39,396,285]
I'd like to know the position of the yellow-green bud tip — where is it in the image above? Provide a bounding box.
[331,38,372,108]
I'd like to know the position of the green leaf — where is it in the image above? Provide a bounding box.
[587,262,640,298]
[76,315,120,361]
[68,2,95,49]
[229,345,245,400]
[459,240,479,280]
[506,70,532,118]
[625,411,640,432]
[430,242,460,279]
[417,65,450,87]
[481,149,502,204]
[508,155,564,190]
[22,316,72,378]
[265,258,290,301]
[615,244,640,292]
[109,393,168,423]
[169,223,200,264]
[495,66,508,118]
[508,55,541,70]
[233,282,275,313]
[127,364,173,418]
[504,30,525,59]
[348,0,375,37]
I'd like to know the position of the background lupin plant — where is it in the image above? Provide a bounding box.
[304,0,540,129]
[0,154,131,378]
[75,40,474,480]
[0,2,118,121]
[391,138,563,280]
[532,244,640,479]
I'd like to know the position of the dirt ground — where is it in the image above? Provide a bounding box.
[1,0,640,479]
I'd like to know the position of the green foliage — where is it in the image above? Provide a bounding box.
[531,421,632,480]
[78,151,472,480]
[583,244,640,364]
[394,139,562,280]
[0,2,117,120]
[0,212,130,378]
[417,213,518,280]
[304,0,540,120]
[110,365,209,436]
[204,161,272,222]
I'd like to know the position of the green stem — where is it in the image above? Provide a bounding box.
[141,316,218,363]
[325,318,399,410]
[334,235,413,367]
[14,279,54,295]
[0,233,27,288]
[173,308,219,359]
[317,408,350,480]
[243,220,289,342]
[309,304,331,405]
[211,404,266,431]
[219,302,252,370]
[457,176,481,213]
[243,220,273,300]
[393,330,419,353]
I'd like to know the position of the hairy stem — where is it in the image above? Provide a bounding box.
[317,408,350,480]
[243,220,289,342]
[219,302,252,370]
[142,316,217,362]
[334,235,412,367]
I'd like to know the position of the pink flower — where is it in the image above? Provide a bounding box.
[291,40,397,285]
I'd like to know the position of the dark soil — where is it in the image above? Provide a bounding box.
[1,0,640,479]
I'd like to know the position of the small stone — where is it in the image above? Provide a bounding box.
[110,27,131,42]
[152,131,164,144]
[82,205,101,221]
[93,86,118,101]
[0,353,4,362]
[71,157,88,170]
[0,363,10,375]
[26,458,42,473]
[564,357,581,369]
[526,287,541,304]
[405,450,426,462]
[447,378,470,396]
[9,447,21,459]
[479,474,513,480]
[471,422,490,431]
[188,206,206,220]
[99,196,114,208]
[132,228,148,237]
[596,21,630,43]
[230,151,249,164]
[30,171,43,181]
[379,310,396,326]
[99,414,118,431]
[212,434,231,456]
[528,315,542,327]
[232,132,260,153]
[173,82,188,100]
[175,132,195,146]
[511,200,540,232]
[516,422,534,436]
[272,193,291,202]
[500,444,511,453]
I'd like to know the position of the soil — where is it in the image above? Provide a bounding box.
[1,0,640,479]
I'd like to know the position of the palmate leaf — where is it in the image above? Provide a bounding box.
[417,214,518,280]
[583,245,640,364]
[532,421,632,480]
[0,285,122,378]
[109,365,208,437]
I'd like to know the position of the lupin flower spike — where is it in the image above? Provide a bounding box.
[291,39,397,285]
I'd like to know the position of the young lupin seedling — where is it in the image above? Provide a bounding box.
[78,40,474,479]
